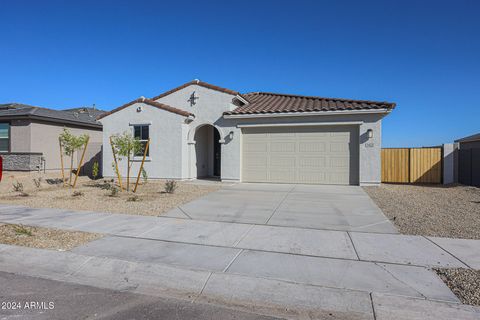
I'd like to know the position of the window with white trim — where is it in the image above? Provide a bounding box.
[133,125,149,157]
[0,123,9,152]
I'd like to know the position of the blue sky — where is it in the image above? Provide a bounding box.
[0,0,479,147]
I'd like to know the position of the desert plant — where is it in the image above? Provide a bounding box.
[141,167,148,184]
[110,132,143,192]
[45,178,64,185]
[13,225,33,236]
[59,128,89,184]
[109,185,119,197]
[164,180,178,194]
[12,181,24,192]
[33,177,42,188]
[92,161,99,180]
[72,191,84,197]
[127,195,140,202]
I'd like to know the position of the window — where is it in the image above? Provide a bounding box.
[133,125,149,157]
[0,123,9,152]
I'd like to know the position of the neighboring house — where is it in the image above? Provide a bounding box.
[0,103,104,174]
[455,132,480,150]
[98,80,396,185]
[454,132,480,187]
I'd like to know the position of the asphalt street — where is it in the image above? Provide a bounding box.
[0,271,281,320]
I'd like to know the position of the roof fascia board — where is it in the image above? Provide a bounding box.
[0,115,102,129]
[224,109,391,119]
[237,121,363,128]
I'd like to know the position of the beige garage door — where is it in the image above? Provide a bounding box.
[241,126,359,185]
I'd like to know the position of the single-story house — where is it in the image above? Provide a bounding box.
[0,103,104,173]
[98,80,396,185]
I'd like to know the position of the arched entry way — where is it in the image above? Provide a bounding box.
[193,124,222,179]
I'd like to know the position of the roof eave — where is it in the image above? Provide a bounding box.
[0,114,102,129]
[223,108,392,119]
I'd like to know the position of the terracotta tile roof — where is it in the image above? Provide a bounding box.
[97,98,193,120]
[224,92,396,115]
[151,80,249,102]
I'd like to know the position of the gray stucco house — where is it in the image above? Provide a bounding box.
[0,103,104,172]
[98,80,396,186]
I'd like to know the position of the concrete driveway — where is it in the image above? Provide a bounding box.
[165,183,398,233]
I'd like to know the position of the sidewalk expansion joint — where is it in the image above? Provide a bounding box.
[422,236,472,269]
[178,207,193,220]
[223,249,244,273]
[346,231,361,260]
[265,185,296,225]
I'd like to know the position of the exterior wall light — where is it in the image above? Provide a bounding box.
[229,131,234,139]
[367,129,373,139]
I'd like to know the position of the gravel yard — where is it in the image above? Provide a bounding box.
[435,268,480,306]
[364,184,480,239]
[0,172,222,216]
[0,223,101,251]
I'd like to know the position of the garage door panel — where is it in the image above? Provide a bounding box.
[271,157,296,167]
[242,126,359,185]
[269,170,296,183]
[271,142,295,153]
[330,142,349,152]
[298,157,326,168]
[297,171,328,184]
[244,142,268,152]
[243,155,268,168]
[299,141,326,152]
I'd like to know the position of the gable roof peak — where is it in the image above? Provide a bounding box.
[151,80,244,101]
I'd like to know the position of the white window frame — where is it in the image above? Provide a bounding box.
[129,123,151,161]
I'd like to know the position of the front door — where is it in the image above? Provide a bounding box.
[213,130,221,177]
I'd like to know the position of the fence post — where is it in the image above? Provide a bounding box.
[442,143,454,185]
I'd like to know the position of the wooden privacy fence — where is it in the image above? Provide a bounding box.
[381,147,442,184]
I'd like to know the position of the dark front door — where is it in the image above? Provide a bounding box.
[213,130,221,177]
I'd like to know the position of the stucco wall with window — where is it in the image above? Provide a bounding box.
[100,102,185,180]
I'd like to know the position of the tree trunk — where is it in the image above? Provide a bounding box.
[127,153,130,191]
[69,154,74,185]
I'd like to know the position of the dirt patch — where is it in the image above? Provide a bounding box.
[0,224,101,251]
[435,268,480,306]
[0,172,222,216]
[363,184,480,239]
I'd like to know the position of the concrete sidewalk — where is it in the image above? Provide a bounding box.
[0,244,479,320]
[1,204,480,319]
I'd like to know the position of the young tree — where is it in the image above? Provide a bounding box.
[110,132,143,191]
[59,129,89,185]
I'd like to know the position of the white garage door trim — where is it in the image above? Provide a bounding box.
[241,125,360,185]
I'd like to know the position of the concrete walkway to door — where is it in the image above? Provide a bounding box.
[165,183,398,234]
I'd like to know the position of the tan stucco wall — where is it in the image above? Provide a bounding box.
[28,121,102,170]
[10,119,32,152]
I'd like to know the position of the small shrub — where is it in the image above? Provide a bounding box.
[109,185,119,197]
[141,168,148,184]
[127,195,140,202]
[164,180,178,194]
[13,225,33,236]
[92,161,99,180]
[33,177,42,188]
[72,191,84,197]
[12,181,24,192]
[45,178,64,185]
